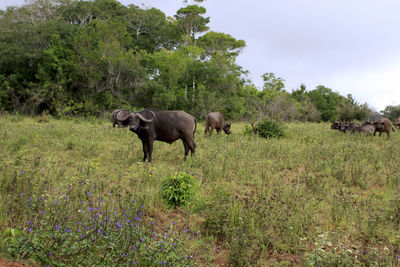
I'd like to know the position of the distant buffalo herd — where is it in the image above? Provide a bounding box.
[331,118,399,139]
[111,109,230,162]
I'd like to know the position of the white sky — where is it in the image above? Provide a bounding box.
[2,0,400,111]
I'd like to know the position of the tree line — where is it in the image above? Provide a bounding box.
[0,0,376,121]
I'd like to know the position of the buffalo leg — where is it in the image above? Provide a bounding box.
[189,140,196,155]
[204,125,209,135]
[217,128,222,134]
[209,126,215,136]
[183,141,190,160]
[142,141,148,162]
[147,140,154,162]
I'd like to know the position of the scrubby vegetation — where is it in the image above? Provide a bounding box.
[1,115,400,266]
[0,0,374,122]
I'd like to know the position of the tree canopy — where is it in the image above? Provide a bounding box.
[0,0,374,121]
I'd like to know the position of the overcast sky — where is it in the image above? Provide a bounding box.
[2,0,400,111]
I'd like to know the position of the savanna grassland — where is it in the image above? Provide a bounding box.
[1,114,400,266]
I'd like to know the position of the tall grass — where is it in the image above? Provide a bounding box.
[1,115,400,266]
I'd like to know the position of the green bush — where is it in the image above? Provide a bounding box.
[244,118,285,139]
[160,172,198,208]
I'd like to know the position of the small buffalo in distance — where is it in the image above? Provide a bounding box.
[394,117,400,129]
[350,120,375,135]
[118,109,197,162]
[340,122,360,133]
[373,118,395,139]
[330,120,342,131]
[204,112,231,136]
[111,109,131,128]
[330,120,359,133]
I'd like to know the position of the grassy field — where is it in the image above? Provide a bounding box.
[1,114,400,266]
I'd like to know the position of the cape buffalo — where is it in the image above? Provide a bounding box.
[373,118,395,139]
[120,109,197,162]
[350,121,375,135]
[331,121,342,131]
[340,122,360,133]
[204,112,231,136]
[111,109,131,128]
[394,117,400,129]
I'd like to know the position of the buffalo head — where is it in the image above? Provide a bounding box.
[331,121,341,130]
[120,110,156,132]
[223,123,231,135]
[373,120,385,131]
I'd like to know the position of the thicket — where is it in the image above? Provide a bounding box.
[0,0,374,121]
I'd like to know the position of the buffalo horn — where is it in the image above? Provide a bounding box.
[118,112,132,122]
[135,110,155,123]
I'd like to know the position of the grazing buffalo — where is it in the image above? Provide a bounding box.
[120,109,197,162]
[394,117,400,129]
[331,120,342,131]
[111,109,131,128]
[204,112,231,136]
[350,121,375,135]
[340,122,360,133]
[373,118,395,139]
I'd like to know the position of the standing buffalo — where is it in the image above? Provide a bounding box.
[331,120,342,131]
[340,122,360,133]
[204,112,231,136]
[119,109,197,162]
[394,117,400,129]
[373,118,395,139]
[111,109,131,128]
[350,121,375,135]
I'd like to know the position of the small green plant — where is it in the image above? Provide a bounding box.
[243,118,285,139]
[160,172,198,208]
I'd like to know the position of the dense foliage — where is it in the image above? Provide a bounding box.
[245,118,285,139]
[160,172,198,208]
[0,0,375,121]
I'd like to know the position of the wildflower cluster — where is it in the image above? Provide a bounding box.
[3,183,199,266]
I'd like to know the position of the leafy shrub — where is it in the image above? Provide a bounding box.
[160,172,198,208]
[243,118,285,139]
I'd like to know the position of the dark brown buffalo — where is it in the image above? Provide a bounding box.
[331,120,342,131]
[111,109,130,128]
[340,122,360,133]
[204,112,231,136]
[350,121,375,135]
[373,118,395,139]
[394,117,400,129]
[120,109,197,162]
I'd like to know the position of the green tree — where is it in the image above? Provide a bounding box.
[307,85,342,122]
[196,31,245,58]
[174,5,209,44]
[262,72,285,92]
[381,105,400,122]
